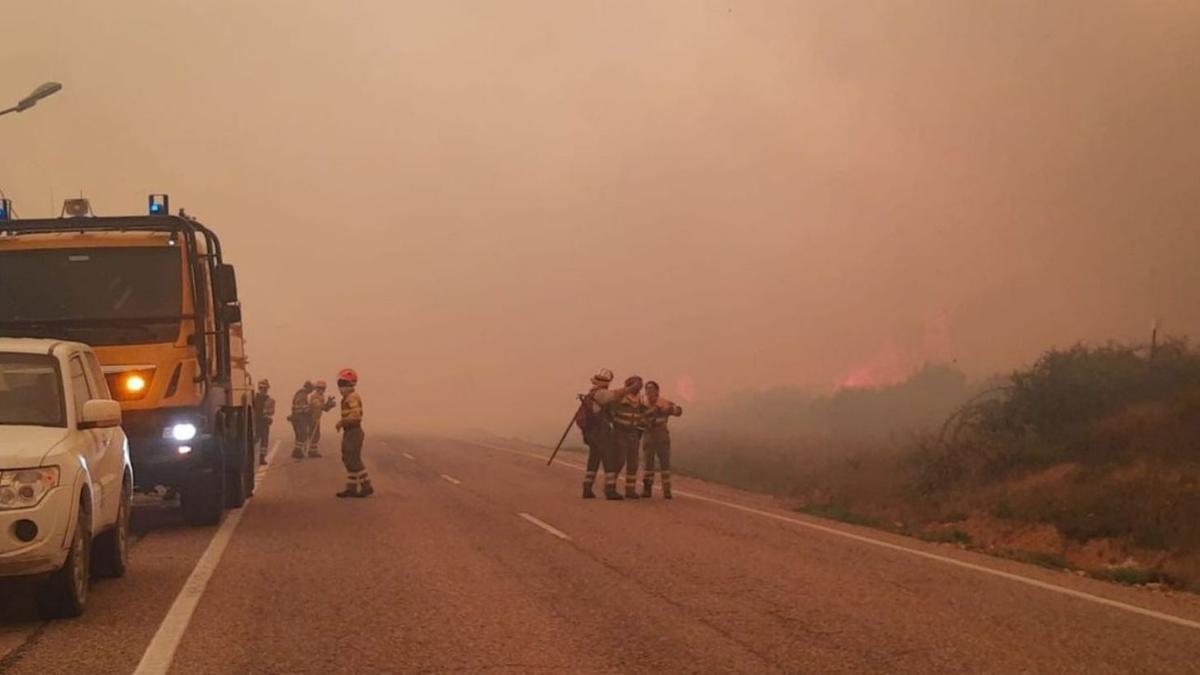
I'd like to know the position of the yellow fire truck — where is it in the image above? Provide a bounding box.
[0,195,255,525]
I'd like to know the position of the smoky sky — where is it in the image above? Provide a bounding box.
[3,1,1198,441]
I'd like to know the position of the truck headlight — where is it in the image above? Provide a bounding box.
[0,467,60,510]
[166,423,198,442]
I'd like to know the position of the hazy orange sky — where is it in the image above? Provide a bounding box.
[3,1,1198,440]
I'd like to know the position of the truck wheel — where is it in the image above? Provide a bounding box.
[182,468,225,526]
[38,497,91,619]
[92,477,131,578]
[223,408,252,508]
[245,412,257,498]
[224,442,249,509]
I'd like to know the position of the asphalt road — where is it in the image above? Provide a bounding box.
[2,435,1200,674]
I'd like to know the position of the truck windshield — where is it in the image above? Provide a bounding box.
[0,353,65,427]
[0,247,184,346]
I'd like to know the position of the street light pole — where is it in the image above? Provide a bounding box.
[0,82,63,117]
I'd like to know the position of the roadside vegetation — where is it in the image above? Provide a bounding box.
[672,339,1200,592]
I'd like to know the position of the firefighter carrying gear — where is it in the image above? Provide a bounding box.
[306,381,337,458]
[578,370,642,500]
[289,382,315,459]
[579,387,613,499]
[641,391,682,499]
[335,375,372,498]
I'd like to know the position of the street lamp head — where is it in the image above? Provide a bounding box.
[16,82,63,112]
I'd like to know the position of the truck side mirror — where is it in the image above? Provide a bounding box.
[220,304,243,325]
[214,264,239,304]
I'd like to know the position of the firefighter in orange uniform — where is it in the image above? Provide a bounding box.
[577,368,641,500]
[607,375,646,499]
[641,380,682,499]
[306,380,337,458]
[289,381,315,459]
[335,369,373,498]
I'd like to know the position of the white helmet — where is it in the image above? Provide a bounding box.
[591,368,614,387]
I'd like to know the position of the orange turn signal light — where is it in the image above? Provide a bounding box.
[107,369,155,401]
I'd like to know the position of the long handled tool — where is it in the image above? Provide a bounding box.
[547,395,588,465]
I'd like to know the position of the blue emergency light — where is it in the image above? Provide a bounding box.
[149,193,169,215]
[0,199,9,221]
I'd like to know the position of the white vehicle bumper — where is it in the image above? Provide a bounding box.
[0,485,74,577]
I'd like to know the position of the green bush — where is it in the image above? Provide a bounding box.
[916,339,1200,485]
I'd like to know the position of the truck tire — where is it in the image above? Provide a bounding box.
[182,466,225,526]
[92,476,131,578]
[245,410,257,498]
[225,458,249,508]
[38,496,91,619]
[224,411,252,508]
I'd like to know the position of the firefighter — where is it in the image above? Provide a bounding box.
[289,381,315,459]
[608,375,646,499]
[641,381,682,499]
[577,368,641,500]
[252,379,276,465]
[306,380,337,458]
[335,368,373,498]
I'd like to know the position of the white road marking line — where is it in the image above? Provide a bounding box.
[402,452,415,461]
[463,439,1200,632]
[133,446,277,675]
[470,441,585,470]
[518,512,571,541]
[255,440,281,479]
[672,490,1200,631]
[440,474,461,485]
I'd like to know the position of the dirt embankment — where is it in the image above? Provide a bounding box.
[828,461,1200,592]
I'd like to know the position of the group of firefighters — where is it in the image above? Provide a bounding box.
[247,366,685,503]
[250,369,373,498]
[576,368,683,500]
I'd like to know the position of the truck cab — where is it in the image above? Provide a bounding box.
[0,196,255,525]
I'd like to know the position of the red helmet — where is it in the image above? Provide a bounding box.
[337,368,358,385]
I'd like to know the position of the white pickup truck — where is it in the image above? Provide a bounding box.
[0,338,133,618]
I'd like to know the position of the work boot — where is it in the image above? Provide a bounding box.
[642,481,653,499]
[308,450,322,458]
[663,485,673,500]
[292,449,304,459]
[624,486,640,499]
[336,484,359,498]
[604,488,624,501]
[358,481,375,498]
[582,483,596,499]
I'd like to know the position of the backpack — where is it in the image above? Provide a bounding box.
[573,391,600,432]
